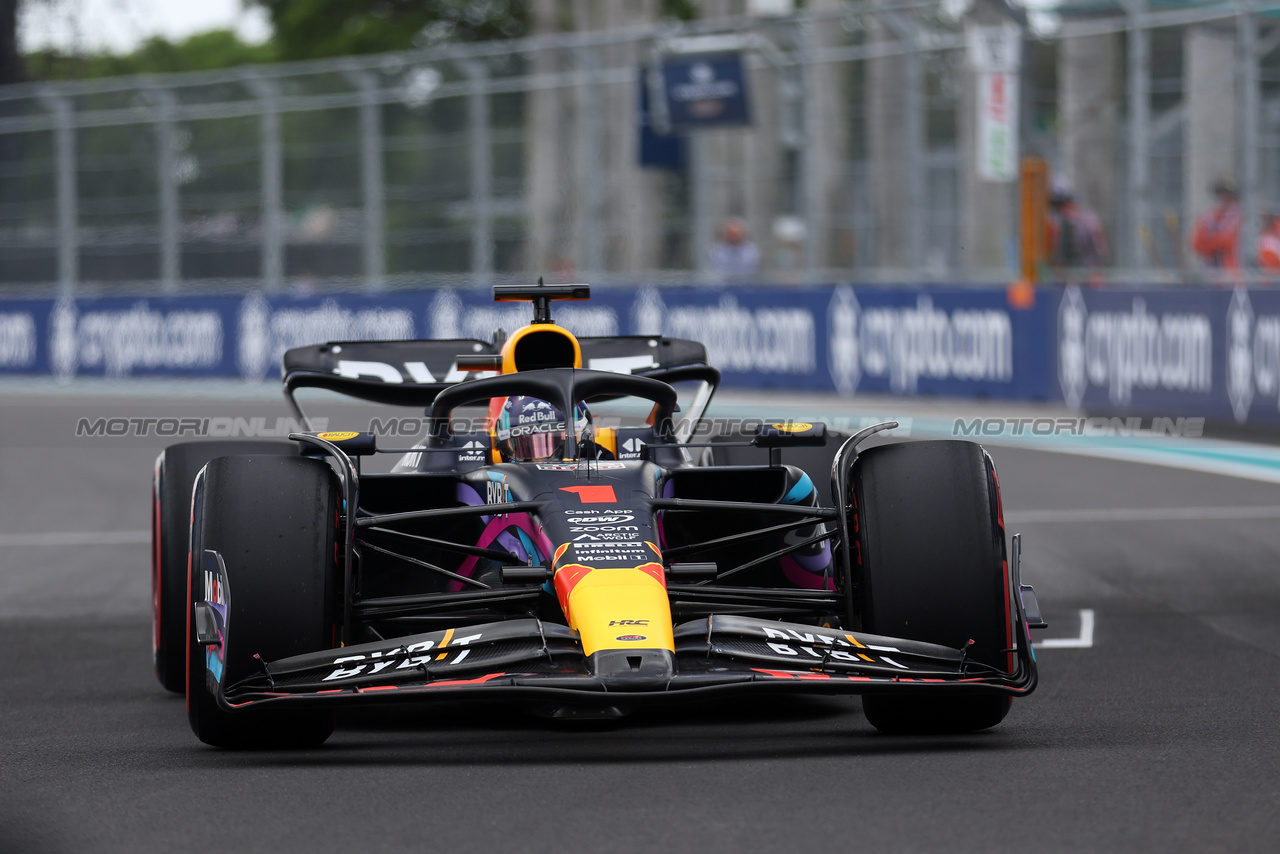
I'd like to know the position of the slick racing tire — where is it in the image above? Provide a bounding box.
[852,440,1013,734]
[186,455,338,749]
[152,440,295,693]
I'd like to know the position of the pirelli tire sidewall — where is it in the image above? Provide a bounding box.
[152,440,294,693]
[851,439,1013,734]
[185,454,338,749]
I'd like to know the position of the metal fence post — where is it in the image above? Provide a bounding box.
[577,45,604,279]
[691,134,712,281]
[349,70,385,291]
[1239,0,1260,272]
[799,18,819,281]
[153,85,180,292]
[1124,0,1150,272]
[38,89,77,295]
[903,23,925,276]
[245,74,284,292]
[466,61,494,283]
[869,1,928,275]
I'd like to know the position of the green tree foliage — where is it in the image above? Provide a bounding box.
[25,29,276,81]
[250,0,528,61]
[19,0,692,83]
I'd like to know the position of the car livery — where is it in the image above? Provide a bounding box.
[151,283,1044,748]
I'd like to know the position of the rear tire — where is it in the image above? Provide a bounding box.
[153,441,294,692]
[852,440,1012,734]
[186,455,337,749]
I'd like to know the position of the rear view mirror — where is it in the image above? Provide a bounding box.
[753,421,828,447]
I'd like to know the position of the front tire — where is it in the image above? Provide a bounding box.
[186,454,338,749]
[152,441,294,692]
[852,440,1013,734]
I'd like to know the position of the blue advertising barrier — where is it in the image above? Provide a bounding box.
[1052,284,1280,425]
[11,282,1280,425]
[0,285,1058,407]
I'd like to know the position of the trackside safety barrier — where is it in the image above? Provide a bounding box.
[4,283,1280,426]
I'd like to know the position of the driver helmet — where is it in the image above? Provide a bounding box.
[494,396,591,462]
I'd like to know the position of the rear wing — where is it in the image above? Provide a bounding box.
[282,336,718,432]
[282,338,498,408]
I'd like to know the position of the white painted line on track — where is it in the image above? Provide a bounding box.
[1006,506,1280,524]
[0,530,150,546]
[1036,609,1095,649]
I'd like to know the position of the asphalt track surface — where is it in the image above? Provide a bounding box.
[3,389,1280,853]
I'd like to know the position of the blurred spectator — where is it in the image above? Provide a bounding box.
[297,204,337,242]
[1047,176,1109,270]
[1190,178,1241,270]
[709,217,760,282]
[1260,213,1280,271]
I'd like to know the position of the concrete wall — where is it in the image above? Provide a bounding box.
[524,0,664,278]
[866,15,910,268]
[1058,32,1121,249]
[1183,23,1239,246]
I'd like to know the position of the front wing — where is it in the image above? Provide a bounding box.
[214,615,1038,711]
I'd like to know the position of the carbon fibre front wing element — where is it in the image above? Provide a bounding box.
[216,614,1038,711]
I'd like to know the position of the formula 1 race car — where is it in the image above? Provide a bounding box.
[151,284,1042,748]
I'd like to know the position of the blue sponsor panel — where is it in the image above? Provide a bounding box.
[55,295,237,379]
[660,52,752,130]
[0,296,239,378]
[823,286,1054,401]
[0,293,430,380]
[1219,287,1280,425]
[1054,284,1280,426]
[1051,285,1243,421]
[628,286,830,391]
